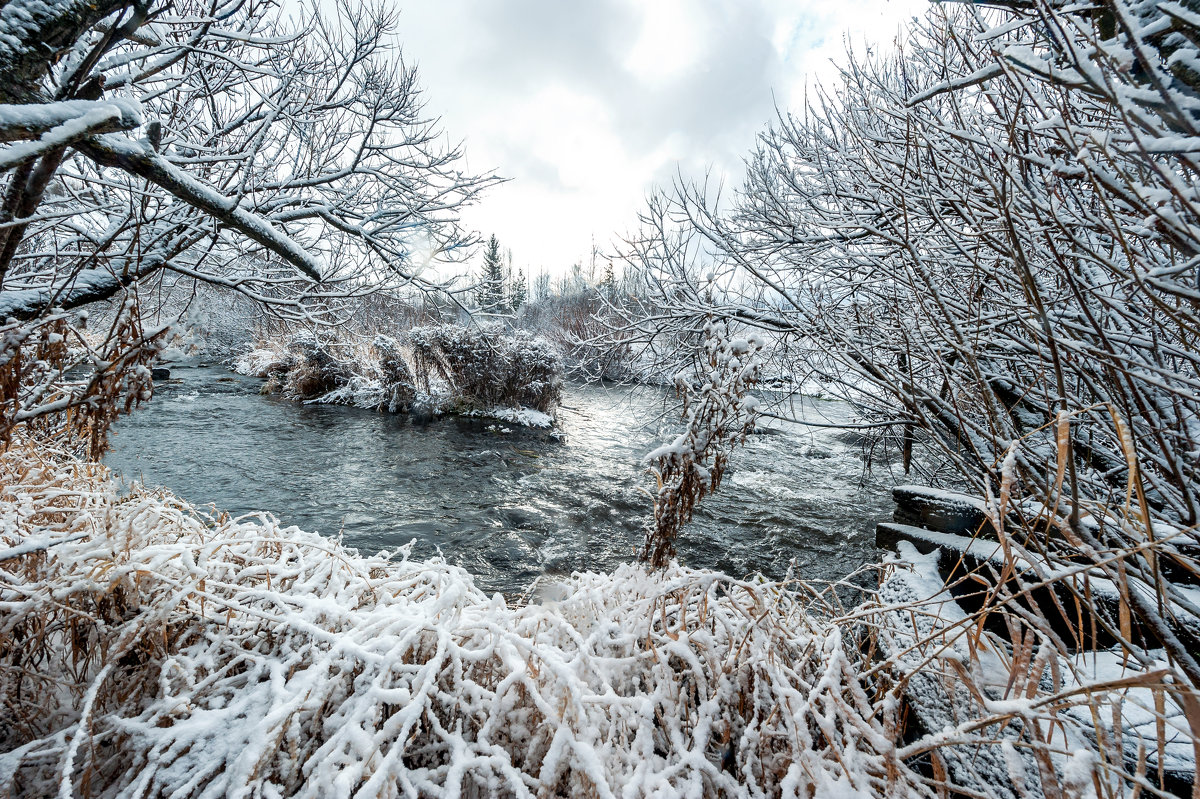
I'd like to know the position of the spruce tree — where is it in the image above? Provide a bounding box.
[476,234,506,313]
[600,262,616,299]
[511,268,527,311]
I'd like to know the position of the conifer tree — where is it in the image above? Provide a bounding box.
[476,234,506,313]
[600,262,616,299]
[511,268,527,311]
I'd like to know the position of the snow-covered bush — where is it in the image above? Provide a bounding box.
[237,324,562,425]
[232,344,290,380]
[265,331,351,401]
[643,318,765,567]
[371,334,417,413]
[5,438,1195,797]
[0,300,162,459]
[408,324,562,414]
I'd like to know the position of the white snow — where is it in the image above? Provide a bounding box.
[467,406,554,429]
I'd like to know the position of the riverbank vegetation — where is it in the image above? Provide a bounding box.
[235,324,562,427]
[3,398,1195,796]
[606,0,1200,793]
[2,442,915,798]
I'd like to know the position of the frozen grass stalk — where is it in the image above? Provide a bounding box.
[0,442,935,798]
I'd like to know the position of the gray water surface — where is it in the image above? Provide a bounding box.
[104,366,892,594]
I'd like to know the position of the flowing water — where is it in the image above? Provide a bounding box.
[104,365,896,594]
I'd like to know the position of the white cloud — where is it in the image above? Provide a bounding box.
[622,0,708,84]
[393,0,926,277]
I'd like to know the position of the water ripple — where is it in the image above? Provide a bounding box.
[104,366,893,593]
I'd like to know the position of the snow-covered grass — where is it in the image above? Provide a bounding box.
[233,324,562,427]
[0,442,932,798]
[2,442,1196,797]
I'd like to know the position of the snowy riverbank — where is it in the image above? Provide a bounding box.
[1,443,918,797]
[4,444,1195,797]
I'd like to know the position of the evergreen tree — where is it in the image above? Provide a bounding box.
[600,262,616,299]
[511,268,527,311]
[475,234,506,313]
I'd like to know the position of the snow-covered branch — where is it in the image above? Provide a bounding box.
[0,0,498,446]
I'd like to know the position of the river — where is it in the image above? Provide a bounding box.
[104,366,895,594]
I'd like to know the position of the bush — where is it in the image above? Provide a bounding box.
[403,324,563,414]
[270,331,351,400]
[238,324,563,423]
[370,334,417,413]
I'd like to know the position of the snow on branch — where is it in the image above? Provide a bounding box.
[642,318,765,567]
[0,0,497,449]
[0,98,141,143]
[0,0,132,101]
[75,134,324,282]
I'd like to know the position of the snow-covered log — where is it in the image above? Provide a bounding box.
[880,542,1199,798]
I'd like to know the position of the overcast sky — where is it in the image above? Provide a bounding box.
[394,0,928,277]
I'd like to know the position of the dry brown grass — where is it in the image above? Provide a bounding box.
[0,441,931,798]
[0,300,162,460]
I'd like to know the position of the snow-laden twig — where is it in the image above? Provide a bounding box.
[643,317,764,567]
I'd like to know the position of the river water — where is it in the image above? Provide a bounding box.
[104,366,895,594]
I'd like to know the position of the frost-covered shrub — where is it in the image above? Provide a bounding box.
[238,324,562,424]
[8,443,1185,798]
[1,300,161,459]
[408,324,562,414]
[411,324,503,404]
[504,332,562,411]
[370,334,416,413]
[643,319,764,567]
[270,331,349,400]
[232,344,290,379]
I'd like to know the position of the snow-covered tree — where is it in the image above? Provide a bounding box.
[615,0,1200,688]
[474,233,506,314]
[532,271,552,304]
[0,0,496,452]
